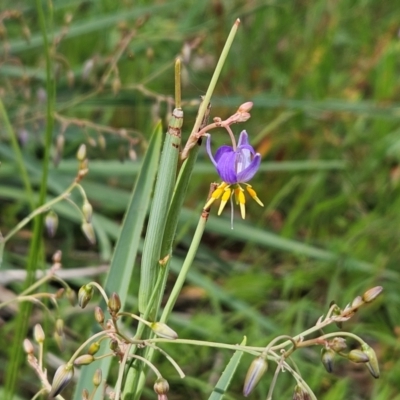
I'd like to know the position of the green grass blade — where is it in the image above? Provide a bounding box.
[72,121,163,400]
[138,108,183,315]
[208,337,246,400]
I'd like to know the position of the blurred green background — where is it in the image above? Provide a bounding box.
[1,0,400,399]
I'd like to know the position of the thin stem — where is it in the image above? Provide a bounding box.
[160,209,208,323]
[266,352,285,400]
[174,58,181,109]
[1,181,77,244]
[181,19,240,160]
[114,343,132,400]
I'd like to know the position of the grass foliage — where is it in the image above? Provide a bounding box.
[1,0,400,399]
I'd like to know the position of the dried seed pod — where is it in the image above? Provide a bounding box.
[329,337,347,353]
[154,377,169,395]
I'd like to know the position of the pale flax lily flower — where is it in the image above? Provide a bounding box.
[205,130,263,224]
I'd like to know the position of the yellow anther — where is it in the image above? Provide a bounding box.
[218,188,231,215]
[245,185,264,207]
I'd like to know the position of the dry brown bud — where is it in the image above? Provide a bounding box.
[154,377,169,395]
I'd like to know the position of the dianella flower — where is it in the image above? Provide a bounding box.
[205,130,263,223]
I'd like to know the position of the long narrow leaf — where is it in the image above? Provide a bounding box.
[72,122,163,400]
[208,337,247,400]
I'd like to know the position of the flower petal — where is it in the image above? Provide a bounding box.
[214,145,234,163]
[237,153,261,183]
[205,134,218,168]
[238,130,249,147]
[216,151,238,184]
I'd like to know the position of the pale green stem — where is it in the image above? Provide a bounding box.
[1,181,77,244]
[114,343,132,400]
[160,211,208,323]
[87,282,110,305]
[181,19,240,160]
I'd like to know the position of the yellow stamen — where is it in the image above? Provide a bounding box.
[218,188,231,215]
[245,185,264,207]
[204,182,228,209]
[235,188,246,219]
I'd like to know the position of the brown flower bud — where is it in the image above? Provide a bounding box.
[243,356,268,397]
[52,250,62,264]
[293,384,311,400]
[82,388,89,400]
[108,292,121,314]
[94,306,105,324]
[109,339,119,352]
[329,337,347,353]
[49,363,74,398]
[154,377,169,395]
[362,286,383,303]
[78,284,94,309]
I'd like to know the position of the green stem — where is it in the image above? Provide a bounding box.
[160,211,208,323]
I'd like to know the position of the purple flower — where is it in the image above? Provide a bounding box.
[204,130,263,222]
[206,130,261,185]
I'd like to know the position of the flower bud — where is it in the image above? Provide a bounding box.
[66,288,77,306]
[45,210,58,237]
[293,384,311,400]
[351,295,363,309]
[55,288,65,299]
[362,286,383,303]
[238,101,253,113]
[52,249,62,263]
[109,339,119,352]
[88,342,101,355]
[49,363,74,397]
[94,306,105,324]
[23,338,34,355]
[93,368,102,387]
[34,324,45,344]
[82,388,89,400]
[243,356,268,397]
[74,354,95,366]
[82,201,93,223]
[154,377,169,395]
[78,284,94,309]
[329,337,347,353]
[150,322,178,340]
[81,222,96,245]
[108,292,121,314]
[54,319,65,351]
[348,349,369,363]
[321,348,335,373]
[76,144,87,161]
[361,343,380,378]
